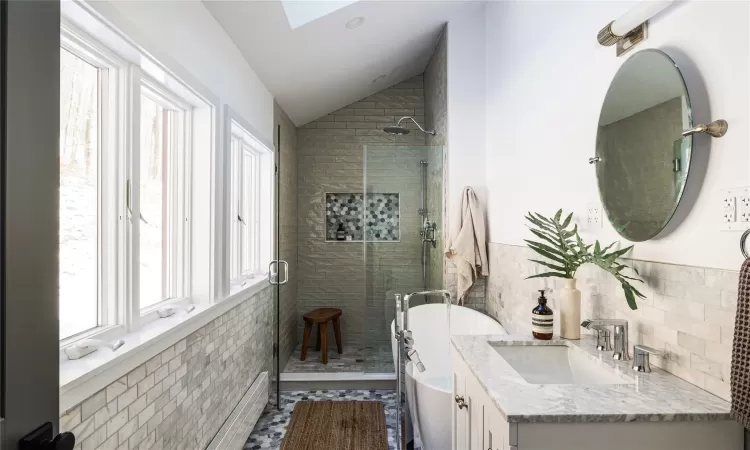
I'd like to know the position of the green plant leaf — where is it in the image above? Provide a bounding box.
[561,212,573,229]
[524,239,565,257]
[528,228,561,247]
[526,246,567,266]
[554,209,563,222]
[529,259,568,272]
[527,272,570,279]
[606,245,634,259]
[623,284,638,310]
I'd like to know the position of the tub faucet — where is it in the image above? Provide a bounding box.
[397,290,451,374]
[581,319,630,361]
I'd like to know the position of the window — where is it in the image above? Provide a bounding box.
[58,19,204,345]
[59,47,101,339]
[138,85,189,311]
[59,5,270,352]
[228,121,270,284]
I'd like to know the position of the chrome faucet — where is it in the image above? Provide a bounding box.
[397,290,453,374]
[581,319,630,361]
[632,345,664,373]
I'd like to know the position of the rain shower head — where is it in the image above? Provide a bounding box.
[383,116,436,136]
[383,126,410,135]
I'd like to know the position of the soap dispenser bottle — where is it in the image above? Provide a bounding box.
[532,290,553,340]
[335,223,347,241]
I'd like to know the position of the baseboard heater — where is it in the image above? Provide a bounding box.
[206,371,269,450]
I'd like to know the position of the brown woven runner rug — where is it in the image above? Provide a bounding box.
[280,400,388,450]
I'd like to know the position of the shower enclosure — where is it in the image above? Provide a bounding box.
[280,144,444,377]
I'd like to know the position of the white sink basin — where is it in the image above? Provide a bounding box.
[490,343,633,385]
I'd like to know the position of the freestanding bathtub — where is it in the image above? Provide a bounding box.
[390,303,507,450]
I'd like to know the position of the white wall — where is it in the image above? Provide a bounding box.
[484,0,749,271]
[86,0,274,146]
[447,3,487,235]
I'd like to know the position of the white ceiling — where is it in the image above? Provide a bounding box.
[204,0,476,125]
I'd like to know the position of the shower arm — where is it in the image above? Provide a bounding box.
[396,116,436,136]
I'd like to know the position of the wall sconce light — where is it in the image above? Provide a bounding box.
[597,1,675,56]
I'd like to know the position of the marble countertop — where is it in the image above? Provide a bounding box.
[450,334,732,424]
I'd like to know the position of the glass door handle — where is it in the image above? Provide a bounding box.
[278,260,289,285]
[268,261,279,285]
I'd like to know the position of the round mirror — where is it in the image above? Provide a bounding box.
[595,49,692,242]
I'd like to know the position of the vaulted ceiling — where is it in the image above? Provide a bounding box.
[204,0,476,125]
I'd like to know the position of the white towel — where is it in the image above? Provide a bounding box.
[445,187,488,303]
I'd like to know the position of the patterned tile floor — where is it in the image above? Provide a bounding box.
[244,390,398,450]
[283,343,394,373]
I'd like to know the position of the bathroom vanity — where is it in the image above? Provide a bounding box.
[451,335,742,450]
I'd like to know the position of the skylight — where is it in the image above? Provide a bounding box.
[281,0,359,29]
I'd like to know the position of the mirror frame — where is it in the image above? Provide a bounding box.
[595,48,693,242]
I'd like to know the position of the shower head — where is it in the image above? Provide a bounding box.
[383,126,410,135]
[383,116,436,136]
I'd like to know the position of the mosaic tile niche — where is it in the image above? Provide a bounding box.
[325,193,400,242]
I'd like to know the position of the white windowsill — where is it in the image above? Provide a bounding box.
[59,275,270,414]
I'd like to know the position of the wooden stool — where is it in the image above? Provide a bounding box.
[300,308,343,364]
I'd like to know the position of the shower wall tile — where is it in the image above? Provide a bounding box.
[274,103,299,371]
[485,242,737,401]
[297,75,436,348]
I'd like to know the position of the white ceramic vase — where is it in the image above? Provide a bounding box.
[559,278,581,340]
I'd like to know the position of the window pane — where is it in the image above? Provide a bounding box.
[59,48,100,339]
[241,149,255,275]
[230,138,241,281]
[139,94,168,309]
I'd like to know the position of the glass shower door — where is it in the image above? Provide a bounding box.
[364,144,444,448]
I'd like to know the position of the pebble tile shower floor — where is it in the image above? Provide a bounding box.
[283,344,394,373]
[244,390,397,450]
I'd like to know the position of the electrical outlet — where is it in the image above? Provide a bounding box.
[738,188,750,222]
[721,188,739,230]
[720,187,750,230]
[723,195,736,223]
[587,204,602,227]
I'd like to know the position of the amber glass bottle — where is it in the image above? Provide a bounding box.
[532,290,553,340]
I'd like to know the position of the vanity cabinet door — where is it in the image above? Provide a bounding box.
[453,357,469,450]
[466,375,485,450]
[484,405,511,450]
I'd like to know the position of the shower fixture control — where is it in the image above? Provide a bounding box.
[421,220,437,247]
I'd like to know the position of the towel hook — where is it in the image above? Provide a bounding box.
[741,229,750,259]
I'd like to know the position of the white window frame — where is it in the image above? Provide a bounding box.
[58,12,217,346]
[226,113,273,292]
[59,22,129,346]
[135,77,192,317]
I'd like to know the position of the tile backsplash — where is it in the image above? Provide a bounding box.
[486,242,738,401]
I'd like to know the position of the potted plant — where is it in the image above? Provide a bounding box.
[524,210,646,338]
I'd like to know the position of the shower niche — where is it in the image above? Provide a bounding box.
[325,192,401,242]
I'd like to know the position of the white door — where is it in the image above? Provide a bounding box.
[2,1,68,448]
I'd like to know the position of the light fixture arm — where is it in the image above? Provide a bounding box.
[396,116,436,136]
